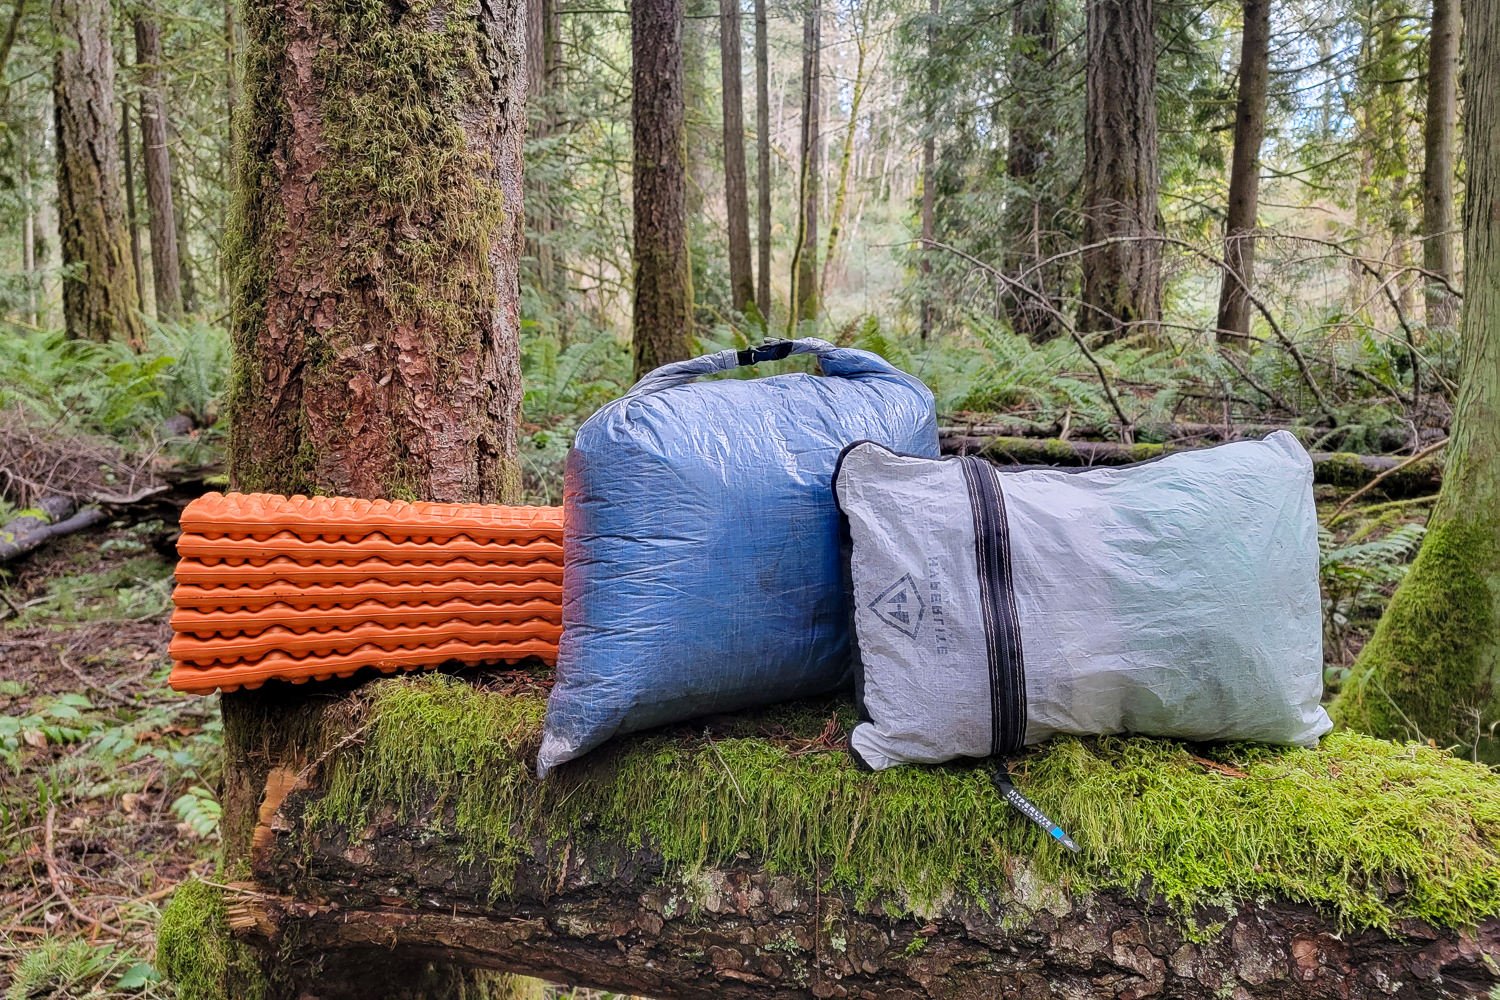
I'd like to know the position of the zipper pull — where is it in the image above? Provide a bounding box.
[991,763,1081,854]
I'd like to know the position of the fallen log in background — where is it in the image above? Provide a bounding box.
[0,497,109,564]
[941,433,1444,498]
[938,419,1447,454]
[168,673,1500,1000]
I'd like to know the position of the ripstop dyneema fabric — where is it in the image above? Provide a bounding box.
[538,339,938,776]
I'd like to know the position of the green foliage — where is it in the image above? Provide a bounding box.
[313,674,1500,933]
[6,939,166,1000]
[1319,521,1426,676]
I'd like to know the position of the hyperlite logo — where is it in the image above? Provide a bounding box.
[869,573,925,638]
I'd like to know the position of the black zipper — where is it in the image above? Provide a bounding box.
[959,457,1027,755]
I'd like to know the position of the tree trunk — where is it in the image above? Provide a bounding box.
[918,0,935,341]
[1215,0,1269,346]
[721,0,755,311]
[218,1,529,995]
[1422,0,1459,329]
[52,0,146,347]
[632,0,693,378]
[134,8,183,321]
[754,0,771,320]
[525,0,564,322]
[119,99,146,314]
[1001,0,1066,343]
[821,7,867,295]
[1334,0,1500,762]
[1079,0,1160,341]
[788,0,820,328]
[170,158,199,314]
[224,0,526,504]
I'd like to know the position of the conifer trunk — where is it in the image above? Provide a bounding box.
[918,0,935,341]
[119,99,146,313]
[721,0,754,311]
[821,9,867,295]
[1001,0,1065,343]
[219,0,529,995]
[1215,0,1270,346]
[1079,0,1160,341]
[1422,0,1459,329]
[632,0,693,378]
[225,0,526,504]
[52,0,146,346]
[753,0,771,319]
[788,0,820,328]
[133,9,183,321]
[1334,0,1500,762]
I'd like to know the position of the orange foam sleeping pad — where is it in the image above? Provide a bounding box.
[168,493,564,694]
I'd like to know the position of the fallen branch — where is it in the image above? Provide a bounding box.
[0,498,110,564]
[940,434,1443,498]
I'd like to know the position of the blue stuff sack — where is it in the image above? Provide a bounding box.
[537,338,938,775]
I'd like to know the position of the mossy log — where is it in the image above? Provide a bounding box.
[0,496,108,564]
[198,674,1500,1000]
[940,433,1444,498]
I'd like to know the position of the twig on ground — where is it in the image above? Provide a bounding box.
[43,804,123,938]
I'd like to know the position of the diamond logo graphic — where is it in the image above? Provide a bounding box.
[869,573,925,639]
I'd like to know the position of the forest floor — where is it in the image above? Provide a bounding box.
[0,481,1430,998]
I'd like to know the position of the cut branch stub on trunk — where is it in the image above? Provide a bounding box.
[164,673,1500,999]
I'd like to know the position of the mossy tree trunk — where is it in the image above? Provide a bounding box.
[52,0,147,347]
[1001,0,1067,344]
[224,0,525,503]
[631,0,694,379]
[216,0,529,995]
[1333,0,1500,761]
[1079,0,1161,341]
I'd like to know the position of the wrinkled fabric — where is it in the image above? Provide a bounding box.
[835,432,1332,771]
[538,339,938,776]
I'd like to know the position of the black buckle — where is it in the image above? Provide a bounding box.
[735,340,796,366]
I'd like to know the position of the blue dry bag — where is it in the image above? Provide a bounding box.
[538,338,938,775]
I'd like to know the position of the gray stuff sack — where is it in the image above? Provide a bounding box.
[833,431,1333,771]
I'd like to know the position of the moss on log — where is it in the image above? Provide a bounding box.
[940,434,1444,498]
[192,673,1500,999]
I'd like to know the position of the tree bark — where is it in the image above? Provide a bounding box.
[754,0,771,320]
[1422,0,1459,329]
[133,9,183,321]
[917,0,936,342]
[1080,0,1160,341]
[525,0,564,320]
[224,0,526,503]
[821,6,867,295]
[632,0,693,378]
[1001,0,1066,343]
[788,0,820,328]
[119,98,146,314]
[170,158,199,314]
[1215,0,1269,346]
[720,0,754,312]
[51,0,146,347]
[1334,0,1500,762]
[234,838,1500,1000]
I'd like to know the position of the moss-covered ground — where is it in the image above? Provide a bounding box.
[314,672,1500,934]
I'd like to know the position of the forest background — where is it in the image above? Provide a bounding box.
[0,0,1476,994]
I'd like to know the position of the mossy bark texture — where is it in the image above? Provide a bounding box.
[631,0,693,380]
[1079,0,1161,340]
[222,676,1500,999]
[1334,2,1500,760]
[225,0,526,503]
[51,0,148,348]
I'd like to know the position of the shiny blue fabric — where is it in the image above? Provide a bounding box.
[538,339,938,775]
